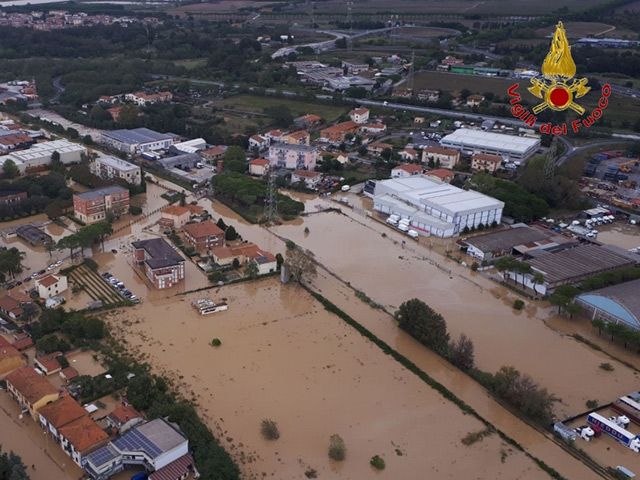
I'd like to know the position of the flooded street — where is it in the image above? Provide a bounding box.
[107,278,544,480]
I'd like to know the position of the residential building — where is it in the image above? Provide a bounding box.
[367,142,393,156]
[248,134,269,150]
[11,332,33,352]
[73,186,130,224]
[422,146,460,169]
[268,144,317,170]
[0,295,23,319]
[399,148,418,162]
[59,367,79,382]
[5,139,86,172]
[125,91,172,106]
[264,129,285,143]
[159,205,191,229]
[183,220,225,253]
[424,168,455,184]
[34,352,62,375]
[319,121,359,143]
[212,242,272,268]
[101,128,174,154]
[38,395,87,443]
[283,130,310,146]
[372,176,504,237]
[106,403,144,433]
[440,128,540,163]
[466,94,485,107]
[251,251,278,275]
[249,158,269,176]
[58,415,109,466]
[0,190,27,206]
[349,107,370,124]
[291,169,322,189]
[90,155,141,185]
[576,278,640,331]
[391,164,422,178]
[359,123,386,135]
[132,238,185,289]
[471,152,503,173]
[5,366,60,419]
[84,418,191,480]
[294,114,322,128]
[0,337,25,377]
[201,145,227,162]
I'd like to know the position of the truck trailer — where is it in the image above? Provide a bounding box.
[587,412,640,452]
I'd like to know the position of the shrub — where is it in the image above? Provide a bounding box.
[471,262,479,271]
[328,434,346,461]
[261,419,280,440]
[211,338,222,347]
[370,455,385,470]
[83,258,98,271]
[586,399,598,409]
[209,271,226,283]
[513,299,525,310]
[461,427,493,446]
[599,362,614,372]
[129,205,143,215]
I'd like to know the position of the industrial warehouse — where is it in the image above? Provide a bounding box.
[372,176,504,237]
[440,128,541,162]
[576,279,640,330]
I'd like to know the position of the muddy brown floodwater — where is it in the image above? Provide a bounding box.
[109,279,544,480]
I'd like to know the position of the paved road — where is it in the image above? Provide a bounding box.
[556,138,634,166]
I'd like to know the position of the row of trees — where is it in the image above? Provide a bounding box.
[395,298,557,425]
[57,221,113,257]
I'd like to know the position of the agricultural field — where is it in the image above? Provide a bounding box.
[213,94,349,122]
[408,71,513,97]
[67,264,124,305]
[168,1,284,15]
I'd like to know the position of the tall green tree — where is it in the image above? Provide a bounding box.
[395,299,449,356]
[2,159,19,179]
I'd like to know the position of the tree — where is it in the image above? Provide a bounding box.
[328,434,346,461]
[0,446,30,480]
[216,218,227,231]
[2,159,19,179]
[223,146,247,174]
[284,242,317,284]
[0,248,25,280]
[225,225,238,241]
[35,334,70,353]
[264,105,293,128]
[449,334,475,371]
[245,261,259,279]
[395,299,449,356]
[44,200,65,220]
[50,151,65,173]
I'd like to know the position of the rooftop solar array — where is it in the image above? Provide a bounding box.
[113,428,163,458]
[86,444,119,467]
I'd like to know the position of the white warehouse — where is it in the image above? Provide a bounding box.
[440,128,540,162]
[4,139,86,172]
[373,176,504,237]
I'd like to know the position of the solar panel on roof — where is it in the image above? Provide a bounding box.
[87,445,118,466]
[113,429,162,458]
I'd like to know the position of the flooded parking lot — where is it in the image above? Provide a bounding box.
[597,222,640,250]
[107,278,545,480]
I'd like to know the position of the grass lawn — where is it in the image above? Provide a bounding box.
[214,94,349,122]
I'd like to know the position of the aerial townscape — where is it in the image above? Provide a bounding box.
[2,1,640,480]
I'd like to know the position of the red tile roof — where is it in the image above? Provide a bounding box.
[0,342,22,366]
[249,158,269,166]
[425,146,459,156]
[426,168,455,180]
[161,205,190,217]
[12,336,33,351]
[108,404,142,426]
[394,163,423,174]
[149,454,194,480]
[350,107,369,115]
[35,352,62,373]
[36,274,60,288]
[472,152,502,164]
[293,169,321,179]
[58,415,108,453]
[6,367,58,404]
[183,220,224,239]
[38,395,87,429]
[60,366,79,380]
[0,295,22,316]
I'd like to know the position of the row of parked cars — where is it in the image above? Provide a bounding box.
[101,272,140,303]
[6,259,64,290]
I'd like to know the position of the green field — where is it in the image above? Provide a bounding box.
[214,94,349,122]
[173,58,208,70]
[408,71,514,97]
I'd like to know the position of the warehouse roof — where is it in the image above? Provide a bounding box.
[577,278,640,329]
[375,176,504,216]
[102,128,173,146]
[441,128,540,155]
[95,155,139,172]
[464,225,551,254]
[7,139,85,162]
[526,244,636,285]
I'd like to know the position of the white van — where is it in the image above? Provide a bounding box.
[398,223,409,232]
[386,217,398,225]
[341,185,350,192]
[407,229,419,238]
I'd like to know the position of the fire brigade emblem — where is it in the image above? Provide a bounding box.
[528,21,590,115]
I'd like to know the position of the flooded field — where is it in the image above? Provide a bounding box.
[107,278,545,480]
[272,206,640,418]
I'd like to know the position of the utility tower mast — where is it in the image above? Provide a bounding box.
[265,168,277,224]
[407,50,415,94]
[346,0,353,31]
